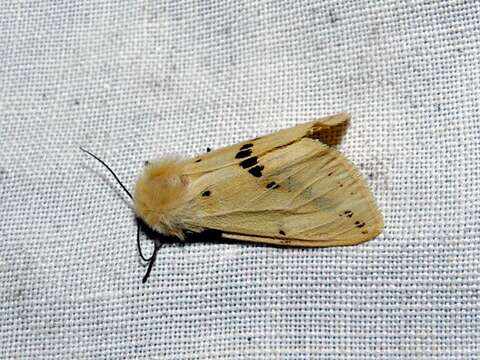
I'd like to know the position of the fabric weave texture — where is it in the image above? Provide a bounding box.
[1,1,479,359]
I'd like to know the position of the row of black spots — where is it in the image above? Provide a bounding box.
[235,142,266,178]
[266,181,280,189]
[240,156,258,168]
[339,211,367,232]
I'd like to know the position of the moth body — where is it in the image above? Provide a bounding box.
[133,113,383,246]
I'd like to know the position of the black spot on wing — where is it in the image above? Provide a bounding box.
[279,230,286,236]
[240,143,253,150]
[343,210,353,218]
[239,157,258,168]
[206,147,212,152]
[266,181,280,189]
[235,149,252,159]
[355,221,365,228]
[202,190,211,197]
[248,165,264,177]
[195,159,202,163]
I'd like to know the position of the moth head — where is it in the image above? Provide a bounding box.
[133,159,189,237]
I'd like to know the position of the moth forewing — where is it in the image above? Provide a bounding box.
[182,112,351,175]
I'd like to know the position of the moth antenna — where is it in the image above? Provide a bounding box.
[79,147,132,200]
[142,241,161,283]
[80,147,160,282]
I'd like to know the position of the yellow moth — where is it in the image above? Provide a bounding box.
[82,112,383,281]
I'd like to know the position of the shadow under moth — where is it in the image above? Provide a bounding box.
[82,113,383,282]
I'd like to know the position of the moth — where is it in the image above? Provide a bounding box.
[82,112,383,282]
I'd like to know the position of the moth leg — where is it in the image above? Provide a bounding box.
[142,240,161,283]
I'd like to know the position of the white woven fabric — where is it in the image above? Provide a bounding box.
[1,1,479,359]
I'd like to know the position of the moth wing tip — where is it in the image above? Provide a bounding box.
[329,112,351,125]
[310,112,351,130]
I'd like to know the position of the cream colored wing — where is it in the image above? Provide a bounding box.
[181,113,383,246]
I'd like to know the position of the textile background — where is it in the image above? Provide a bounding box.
[1,1,479,359]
